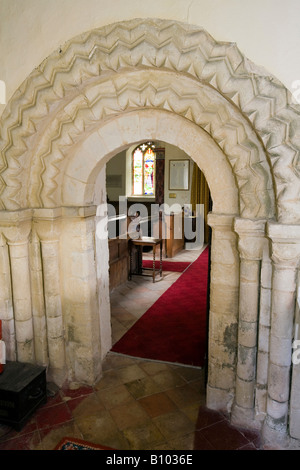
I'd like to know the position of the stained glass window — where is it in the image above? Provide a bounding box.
[132,142,156,196]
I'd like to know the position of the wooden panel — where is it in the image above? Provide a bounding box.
[165,211,184,258]
[109,237,130,291]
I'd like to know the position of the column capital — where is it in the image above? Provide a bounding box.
[207,212,235,231]
[0,209,33,244]
[33,208,62,242]
[267,221,300,267]
[234,217,266,260]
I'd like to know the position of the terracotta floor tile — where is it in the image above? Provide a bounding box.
[0,430,41,450]
[43,392,64,408]
[0,414,38,441]
[138,392,178,418]
[238,442,258,450]
[193,430,217,450]
[192,405,226,430]
[199,419,250,450]
[35,402,73,430]
[238,427,262,448]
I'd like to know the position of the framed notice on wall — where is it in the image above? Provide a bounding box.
[169,160,190,190]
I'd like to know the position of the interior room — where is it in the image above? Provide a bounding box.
[1,0,300,452]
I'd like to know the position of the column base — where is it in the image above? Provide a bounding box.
[206,384,234,413]
[46,366,67,388]
[231,402,262,431]
[262,417,300,450]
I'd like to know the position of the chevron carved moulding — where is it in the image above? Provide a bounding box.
[0,18,299,223]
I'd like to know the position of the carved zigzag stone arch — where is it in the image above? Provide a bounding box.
[29,69,272,218]
[0,18,300,222]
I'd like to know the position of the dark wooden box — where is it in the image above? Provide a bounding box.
[0,361,47,431]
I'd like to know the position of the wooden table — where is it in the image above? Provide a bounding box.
[129,237,163,283]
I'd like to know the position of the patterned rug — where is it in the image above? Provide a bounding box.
[55,437,113,450]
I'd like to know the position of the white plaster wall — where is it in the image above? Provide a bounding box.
[1,0,300,117]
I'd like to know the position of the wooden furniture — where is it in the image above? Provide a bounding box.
[129,237,163,283]
[108,210,185,291]
[108,236,129,291]
[0,361,47,430]
[164,211,185,258]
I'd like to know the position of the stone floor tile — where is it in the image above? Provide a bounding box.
[75,409,127,449]
[67,393,105,419]
[153,410,195,441]
[96,384,134,409]
[37,420,82,450]
[109,401,151,431]
[94,369,124,391]
[122,421,166,450]
[138,392,178,418]
[139,361,173,376]
[125,376,164,399]
[151,369,187,390]
[165,383,206,409]
[116,364,148,384]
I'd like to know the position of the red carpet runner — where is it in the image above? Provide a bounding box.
[142,260,191,272]
[111,246,209,367]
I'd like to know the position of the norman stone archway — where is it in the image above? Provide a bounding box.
[1,19,300,447]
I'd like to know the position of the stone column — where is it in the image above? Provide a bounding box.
[60,206,102,386]
[232,217,266,428]
[290,276,300,439]
[33,208,66,386]
[206,213,240,411]
[255,241,272,422]
[29,231,48,366]
[0,210,34,363]
[0,234,15,360]
[8,240,34,363]
[264,222,300,442]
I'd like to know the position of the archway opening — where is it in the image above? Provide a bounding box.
[4,18,296,441]
[105,140,212,371]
